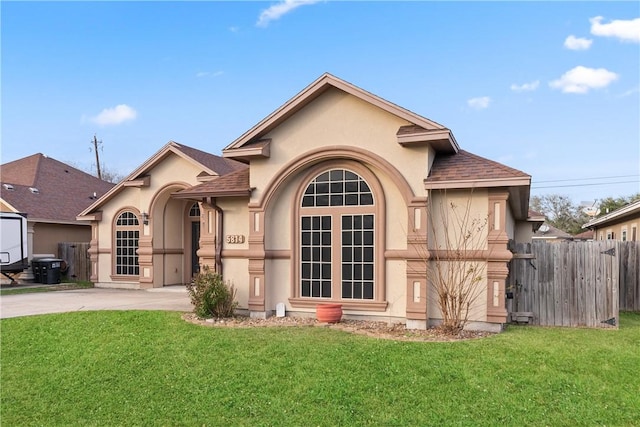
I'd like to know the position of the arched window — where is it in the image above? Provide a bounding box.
[114,211,140,276]
[299,169,376,300]
[189,202,201,218]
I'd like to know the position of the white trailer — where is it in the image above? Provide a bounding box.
[1,212,29,283]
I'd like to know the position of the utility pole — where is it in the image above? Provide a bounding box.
[91,134,103,180]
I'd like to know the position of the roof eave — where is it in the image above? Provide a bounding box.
[425,177,531,220]
[397,129,459,154]
[582,200,640,229]
[172,190,252,199]
[224,73,449,152]
[222,140,271,160]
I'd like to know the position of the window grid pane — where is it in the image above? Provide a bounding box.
[341,214,374,300]
[301,169,374,207]
[301,215,331,298]
[116,211,139,226]
[189,203,201,217]
[115,211,139,276]
[115,229,139,275]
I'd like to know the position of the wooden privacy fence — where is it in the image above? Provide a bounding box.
[58,242,91,282]
[508,241,640,328]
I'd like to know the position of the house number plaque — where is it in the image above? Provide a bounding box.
[226,235,245,244]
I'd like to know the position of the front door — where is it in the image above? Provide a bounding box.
[191,221,200,276]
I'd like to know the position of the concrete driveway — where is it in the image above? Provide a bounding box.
[0,286,192,319]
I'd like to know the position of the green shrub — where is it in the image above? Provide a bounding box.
[186,267,238,318]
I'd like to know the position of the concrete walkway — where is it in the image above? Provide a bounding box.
[0,286,192,319]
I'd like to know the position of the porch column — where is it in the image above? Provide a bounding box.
[197,203,218,271]
[405,199,429,329]
[137,235,154,289]
[248,208,268,318]
[486,190,511,323]
[87,222,99,283]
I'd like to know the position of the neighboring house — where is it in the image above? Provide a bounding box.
[573,230,594,241]
[532,223,574,242]
[582,199,640,241]
[1,154,115,270]
[78,73,539,331]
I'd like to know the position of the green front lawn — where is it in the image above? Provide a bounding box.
[2,311,639,426]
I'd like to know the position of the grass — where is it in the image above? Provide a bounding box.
[1,311,639,426]
[0,280,93,296]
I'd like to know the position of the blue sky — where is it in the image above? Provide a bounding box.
[2,1,639,205]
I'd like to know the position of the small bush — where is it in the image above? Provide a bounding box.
[186,267,238,318]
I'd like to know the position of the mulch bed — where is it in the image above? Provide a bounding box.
[182,313,496,342]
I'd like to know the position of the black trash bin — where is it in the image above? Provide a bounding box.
[39,258,62,284]
[31,258,44,283]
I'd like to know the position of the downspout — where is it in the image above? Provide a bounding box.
[210,198,224,276]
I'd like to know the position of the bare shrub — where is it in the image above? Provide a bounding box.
[186,267,238,318]
[426,191,489,334]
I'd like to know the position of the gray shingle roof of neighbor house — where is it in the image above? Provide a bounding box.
[1,153,115,223]
[533,223,574,240]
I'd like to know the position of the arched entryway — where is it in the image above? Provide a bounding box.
[139,183,196,288]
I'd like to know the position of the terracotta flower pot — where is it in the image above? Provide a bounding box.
[316,303,343,323]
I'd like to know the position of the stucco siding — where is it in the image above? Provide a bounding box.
[249,88,430,204]
[223,258,250,309]
[32,223,91,256]
[428,189,489,251]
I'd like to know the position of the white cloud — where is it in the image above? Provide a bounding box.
[564,35,593,50]
[196,70,224,78]
[90,104,137,126]
[256,0,320,28]
[549,66,618,94]
[618,86,640,98]
[467,96,491,110]
[510,80,540,92]
[590,16,640,43]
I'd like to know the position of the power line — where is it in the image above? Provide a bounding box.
[531,180,639,189]
[532,174,639,184]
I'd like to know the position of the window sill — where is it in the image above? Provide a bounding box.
[109,275,140,281]
[288,297,388,312]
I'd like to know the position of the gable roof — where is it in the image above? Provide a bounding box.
[1,153,115,223]
[78,141,245,217]
[173,167,251,199]
[425,150,530,187]
[425,150,532,220]
[533,223,574,240]
[582,199,640,229]
[222,73,459,158]
[573,229,594,240]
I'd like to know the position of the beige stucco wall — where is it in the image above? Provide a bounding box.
[0,201,16,212]
[241,89,437,319]
[94,152,207,287]
[594,216,639,241]
[426,189,491,323]
[249,88,431,204]
[514,221,535,243]
[428,189,489,251]
[218,198,251,308]
[32,222,91,256]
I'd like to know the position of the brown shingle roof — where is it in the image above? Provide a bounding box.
[1,154,115,222]
[174,167,251,198]
[426,150,530,183]
[173,143,246,176]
